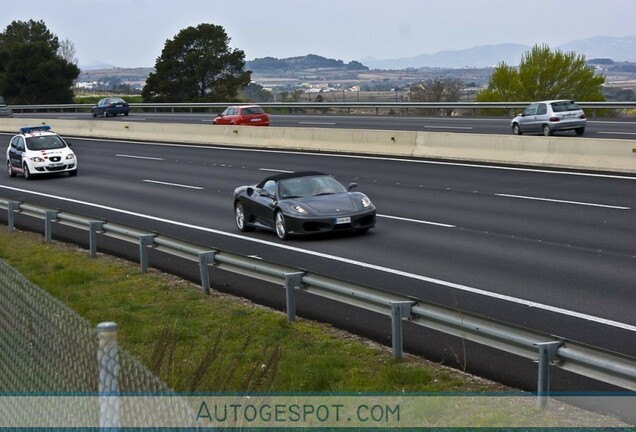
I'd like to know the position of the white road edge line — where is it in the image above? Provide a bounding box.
[143,180,203,190]
[1,185,634,333]
[496,193,630,210]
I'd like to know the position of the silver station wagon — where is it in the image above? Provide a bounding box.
[511,100,586,136]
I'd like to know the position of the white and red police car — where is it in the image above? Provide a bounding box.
[6,126,77,179]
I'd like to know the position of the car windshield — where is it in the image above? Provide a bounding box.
[243,106,265,115]
[26,135,67,150]
[278,176,347,199]
[550,101,580,112]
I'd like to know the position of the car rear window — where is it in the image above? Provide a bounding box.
[243,107,265,115]
[550,101,581,112]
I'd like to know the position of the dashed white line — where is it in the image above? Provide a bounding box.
[259,168,293,173]
[496,194,630,210]
[143,180,203,190]
[116,154,164,161]
[378,214,455,228]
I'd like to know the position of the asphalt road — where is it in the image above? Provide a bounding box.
[12,111,636,138]
[0,134,635,408]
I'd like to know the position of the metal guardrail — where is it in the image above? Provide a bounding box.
[6,101,636,115]
[1,197,635,407]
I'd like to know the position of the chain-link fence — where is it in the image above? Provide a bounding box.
[0,258,195,428]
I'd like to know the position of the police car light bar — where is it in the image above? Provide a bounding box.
[20,125,52,134]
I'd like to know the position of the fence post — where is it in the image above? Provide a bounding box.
[139,234,155,273]
[7,201,19,232]
[535,341,562,409]
[89,221,104,258]
[390,301,414,359]
[198,251,217,295]
[284,272,304,323]
[44,210,58,242]
[97,322,120,430]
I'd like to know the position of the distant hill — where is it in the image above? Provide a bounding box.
[247,54,368,72]
[360,35,636,70]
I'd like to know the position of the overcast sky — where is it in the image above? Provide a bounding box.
[2,0,635,68]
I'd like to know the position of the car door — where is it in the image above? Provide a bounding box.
[251,180,278,228]
[518,103,538,133]
[533,103,548,132]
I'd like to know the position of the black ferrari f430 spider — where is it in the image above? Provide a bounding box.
[233,171,376,239]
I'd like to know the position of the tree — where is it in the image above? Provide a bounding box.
[142,23,251,102]
[0,20,79,104]
[409,78,464,116]
[477,44,605,105]
[58,38,78,65]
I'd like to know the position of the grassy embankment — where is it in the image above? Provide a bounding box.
[0,228,497,393]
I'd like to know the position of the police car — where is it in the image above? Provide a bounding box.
[6,126,78,179]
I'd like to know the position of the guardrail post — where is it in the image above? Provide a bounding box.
[391,301,414,359]
[198,251,217,295]
[97,322,120,430]
[534,341,562,409]
[44,210,58,242]
[139,234,155,273]
[7,201,19,232]
[284,272,304,323]
[88,221,104,258]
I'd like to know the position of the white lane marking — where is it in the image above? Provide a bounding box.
[1,185,634,333]
[298,122,337,126]
[597,131,636,136]
[496,193,630,210]
[65,137,636,181]
[259,168,293,173]
[378,214,456,228]
[116,154,164,161]
[143,180,203,190]
[424,125,473,130]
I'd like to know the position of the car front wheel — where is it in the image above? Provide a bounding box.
[512,123,522,135]
[91,111,97,118]
[275,211,289,240]
[23,163,31,180]
[234,202,253,232]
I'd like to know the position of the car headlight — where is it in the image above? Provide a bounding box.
[30,156,45,163]
[290,204,307,214]
[361,195,372,208]
[66,154,75,160]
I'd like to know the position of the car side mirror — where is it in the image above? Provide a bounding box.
[259,189,273,199]
[348,182,358,191]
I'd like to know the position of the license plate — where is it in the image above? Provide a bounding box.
[334,217,351,224]
[251,118,261,122]
[49,163,63,167]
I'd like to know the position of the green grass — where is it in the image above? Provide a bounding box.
[0,229,501,394]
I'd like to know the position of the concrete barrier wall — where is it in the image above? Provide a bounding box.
[1,118,635,173]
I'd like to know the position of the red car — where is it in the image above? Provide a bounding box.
[213,105,270,126]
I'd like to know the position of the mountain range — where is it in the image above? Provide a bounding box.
[360,35,636,69]
[80,35,636,72]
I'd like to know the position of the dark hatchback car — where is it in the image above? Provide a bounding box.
[0,96,13,118]
[91,97,130,117]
